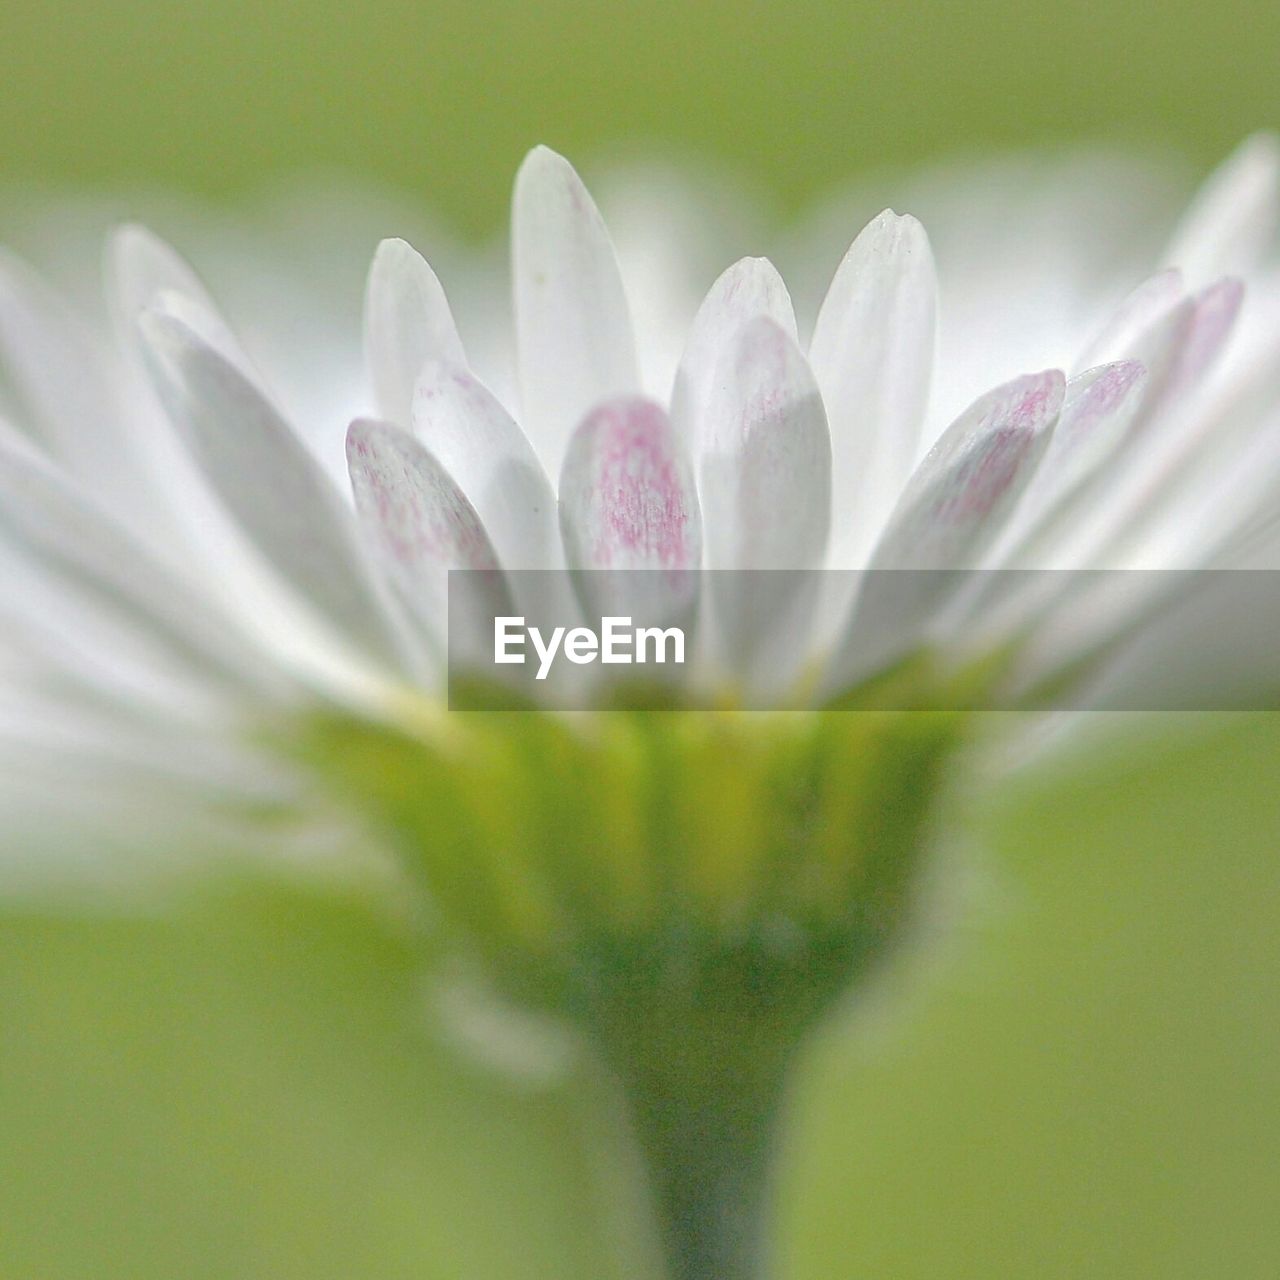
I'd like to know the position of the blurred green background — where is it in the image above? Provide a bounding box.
[2,0,1279,230]
[2,0,1279,1275]
[4,719,1278,1277]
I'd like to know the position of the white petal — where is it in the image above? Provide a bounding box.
[1107,277,1242,459]
[346,419,502,652]
[513,146,639,473]
[141,308,415,676]
[1120,294,1197,403]
[1018,281,1244,576]
[1134,412,1280,569]
[986,321,1251,671]
[1086,364,1280,572]
[699,317,832,687]
[364,238,466,427]
[1162,133,1280,284]
[411,360,558,571]
[1074,268,1184,372]
[0,540,233,722]
[0,421,279,698]
[700,316,832,572]
[669,257,797,456]
[105,227,323,599]
[808,210,937,563]
[106,223,249,372]
[0,250,156,527]
[559,396,700,574]
[1006,410,1280,692]
[1163,276,1245,396]
[1082,277,1241,437]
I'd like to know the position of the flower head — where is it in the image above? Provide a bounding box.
[3,136,1279,1279]
[1,136,1278,986]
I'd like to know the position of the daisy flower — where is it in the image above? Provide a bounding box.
[1,136,1277,1280]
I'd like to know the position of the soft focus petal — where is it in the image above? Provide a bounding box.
[1049,278,1246,571]
[0,250,163,532]
[944,364,1150,652]
[1074,268,1184,372]
[141,307,417,681]
[364,237,466,427]
[1162,133,1280,284]
[827,371,1063,691]
[1165,276,1246,396]
[513,146,640,473]
[106,223,250,373]
[1080,276,1241,438]
[0,421,279,699]
[0,538,236,722]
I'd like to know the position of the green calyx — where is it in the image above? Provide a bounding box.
[287,697,967,1019]
[279,666,981,1280]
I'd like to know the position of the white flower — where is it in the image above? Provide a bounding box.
[0,138,1278,878]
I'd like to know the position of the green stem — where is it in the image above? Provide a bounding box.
[586,999,798,1280]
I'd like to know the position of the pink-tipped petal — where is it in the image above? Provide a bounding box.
[962,363,1148,632]
[1172,277,1245,391]
[868,369,1065,572]
[1018,361,1148,526]
[347,421,498,571]
[828,371,1064,691]
[1081,276,1242,439]
[347,419,502,650]
[1048,280,1256,572]
[558,396,701,625]
[962,364,1143,571]
[559,396,700,573]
